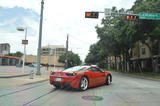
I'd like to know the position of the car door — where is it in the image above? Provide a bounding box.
[94,68,106,84]
[92,67,106,85]
[88,67,106,85]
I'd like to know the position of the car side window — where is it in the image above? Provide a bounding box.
[94,68,102,73]
[88,68,102,73]
[88,68,93,71]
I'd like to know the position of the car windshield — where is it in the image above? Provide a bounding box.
[63,66,87,72]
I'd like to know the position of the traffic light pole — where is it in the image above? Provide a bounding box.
[36,0,44,75]
[65,34,69,69]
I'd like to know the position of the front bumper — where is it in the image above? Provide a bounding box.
[50,76,80,89]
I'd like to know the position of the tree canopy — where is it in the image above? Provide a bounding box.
[59,51,82,68]
[7,51,23,57]
[85,0,160,72]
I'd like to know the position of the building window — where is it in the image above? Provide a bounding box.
[133,49,136,56]
[141,48,146,55]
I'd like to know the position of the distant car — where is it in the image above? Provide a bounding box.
[50,65,112,91]
[16,64,22,67]
[28,63,42,67]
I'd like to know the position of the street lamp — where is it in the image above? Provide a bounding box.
[17,27,27,73]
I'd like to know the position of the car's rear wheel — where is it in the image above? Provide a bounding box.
[106,75,111,85]
[79,76,88,91]
[53,85,60,89]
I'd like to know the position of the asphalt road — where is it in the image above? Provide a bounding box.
[0,72,160,106]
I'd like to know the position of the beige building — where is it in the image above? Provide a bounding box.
[131,41,151,60]
[25,55,64,67]
[41,45,66,56]
[25,45,66,67]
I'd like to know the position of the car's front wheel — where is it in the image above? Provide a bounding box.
[79,76,88,91]
[106,75,111,85]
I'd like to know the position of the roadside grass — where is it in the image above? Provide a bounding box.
[104,68,160,79]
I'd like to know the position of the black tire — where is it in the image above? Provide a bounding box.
[53,85,60,89]
[79,76,88,91]
[106,75,111,85]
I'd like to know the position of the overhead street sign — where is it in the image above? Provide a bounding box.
[104,8,111,16]
[139,12,160,20]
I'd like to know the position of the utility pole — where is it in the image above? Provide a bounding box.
[54,48,56,69]
[65,34,69,69]
[36,0,44,75]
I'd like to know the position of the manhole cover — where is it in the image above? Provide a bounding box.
[82,96,103,101]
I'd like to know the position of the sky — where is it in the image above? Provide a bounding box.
[0,0,136,61]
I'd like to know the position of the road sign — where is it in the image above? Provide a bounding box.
[104,8,111,16]
[139,12,160,20]
[22,40,28,45]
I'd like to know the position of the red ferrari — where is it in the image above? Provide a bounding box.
[50,66,112,91]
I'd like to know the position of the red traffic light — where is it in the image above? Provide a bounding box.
[86,13,91,17]
[126,15,139,21]
[85,12,99,18]
[127,16,131,20]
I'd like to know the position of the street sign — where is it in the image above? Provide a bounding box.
[104,8,111,16]
[22,40,28,45]
[139,12,160,20]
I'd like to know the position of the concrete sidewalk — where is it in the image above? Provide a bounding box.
[0,66,46,78]
[0,66,64,85]
[0,66,64,78]
[107,70,160,81]
[0,66,60,85]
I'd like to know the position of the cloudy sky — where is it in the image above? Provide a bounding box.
[0,0,136,61]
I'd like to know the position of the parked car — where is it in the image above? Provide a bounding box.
[28,63,42,67]
[50,65,112,91]
[16,64,22,67]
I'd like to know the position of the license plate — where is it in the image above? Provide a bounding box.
[56,78,62,81]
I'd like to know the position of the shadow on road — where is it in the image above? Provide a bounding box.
[54,83,114,92]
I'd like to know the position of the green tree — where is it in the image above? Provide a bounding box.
[7,51,23,57]
[85,43,106,67]
[95,7,138,71]
[59,51,82,68]
[131,0,160,72]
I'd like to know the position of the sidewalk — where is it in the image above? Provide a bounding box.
[0,66,64,78]
[106,69,160,81]
[0,66,64,85]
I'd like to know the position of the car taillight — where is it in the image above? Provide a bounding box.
[66,73,76,76]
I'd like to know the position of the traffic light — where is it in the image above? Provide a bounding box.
[85,12,99,18]
[126,15,139,21]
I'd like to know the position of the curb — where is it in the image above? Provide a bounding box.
[0,74,30,78]
[21,79,49,85]
[111,71,160,81]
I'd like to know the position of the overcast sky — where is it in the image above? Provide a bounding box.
[0,0,136,61]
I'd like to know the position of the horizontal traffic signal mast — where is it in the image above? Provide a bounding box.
[85,12,99,18]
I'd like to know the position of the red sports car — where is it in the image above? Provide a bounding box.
[50,66,112,91]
